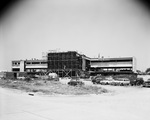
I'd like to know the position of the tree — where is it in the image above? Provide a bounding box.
[136,70,141,73]
[136,70,143,75]
[145,68,150,74]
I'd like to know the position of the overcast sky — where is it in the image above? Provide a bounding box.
[0,0,150,71]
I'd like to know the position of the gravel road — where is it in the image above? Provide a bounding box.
[0,80,150,120]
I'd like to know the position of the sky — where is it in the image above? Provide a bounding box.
[0,0,150,72]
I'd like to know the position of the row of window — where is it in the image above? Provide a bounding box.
[12,62,48,65]
[26,62,47,64]
[91,60,132,63]
[12,62,20,65]
[26,69,47,72]
[90,68,132,71]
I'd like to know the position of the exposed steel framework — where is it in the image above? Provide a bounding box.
[47,51,90,77]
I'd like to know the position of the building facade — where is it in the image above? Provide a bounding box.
[12,60,25,72]
[90,57,136,75]
[47,51,90,77]
[25,59,47,74]
[12,59,47,75]
[11,51,136,77]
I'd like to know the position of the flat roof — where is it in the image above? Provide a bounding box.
[12,60,24,62]
[12,59,47,62]
[26,59,47,62]
[91,57,133,61]
[48,51,77,54]
[48,51,91,60]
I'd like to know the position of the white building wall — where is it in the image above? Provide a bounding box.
[12,66,20,69]
[12,60,25,72]
[20,60,25,72]
[26,64,47,69]
[91,61,133,68]
[132,57,136,72]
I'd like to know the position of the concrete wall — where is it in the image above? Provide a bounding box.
[82,58,86,71]
[26,64,47,69]
[20,60,25,72]
[132,57,136,73]
[12,60,25,72]
[91,61,132,68]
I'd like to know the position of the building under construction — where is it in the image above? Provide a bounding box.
[11,51,136,77]
[47,51,90,77]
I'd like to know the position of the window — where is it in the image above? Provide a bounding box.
[41,62,47,64]
[31,62,40,64]
[12,62,20,66]
[12,68,20,72]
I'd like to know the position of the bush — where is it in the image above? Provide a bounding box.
[24,77,32,82]
[34,81,44,86]
[0,79,108,95]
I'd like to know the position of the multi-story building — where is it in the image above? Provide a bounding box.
[47,51,90,77]
[25,59,47,74]
[12,60,25,72]
[12,59,47,75]
[11,51,136,77]
[90,57,136,75]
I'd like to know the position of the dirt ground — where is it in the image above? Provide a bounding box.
[0,79,150,120]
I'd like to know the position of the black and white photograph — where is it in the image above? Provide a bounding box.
[0,0,150,120]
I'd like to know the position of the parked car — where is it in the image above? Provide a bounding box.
[111,80,120,86]
[111,78,130,86]
[100,76,114,85]
[130,78,144,86]
[100,78,115,85]
[68,80,84,86]
[91,76,103,84]
[143,79,150,87]
[120,78,130,86]
[17,76,25,80]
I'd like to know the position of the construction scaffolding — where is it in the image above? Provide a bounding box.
[47,51,90,77]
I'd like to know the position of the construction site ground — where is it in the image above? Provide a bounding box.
[0,78,150,120]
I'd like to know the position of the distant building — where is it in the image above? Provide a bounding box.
[11,51,136,76]
[12,59,47,75]
[90,57,136,75]
[47,51,90,77]
[25,59,47,74]
[12,60,25,72]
